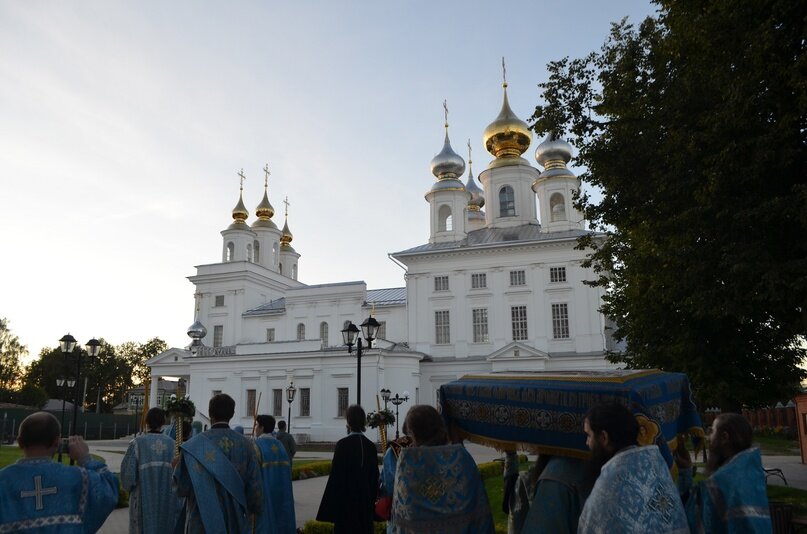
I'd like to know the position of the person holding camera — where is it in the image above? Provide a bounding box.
[0,411,118,533]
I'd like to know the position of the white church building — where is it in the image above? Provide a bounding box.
[147,80,616,441]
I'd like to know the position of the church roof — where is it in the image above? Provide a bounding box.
[243,297,286,316]
[365,287,406,307]
[392,225,597,257]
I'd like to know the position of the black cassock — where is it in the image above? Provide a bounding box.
[316,433,379,534]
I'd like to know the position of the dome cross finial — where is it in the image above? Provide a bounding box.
[443,99,449,130]
[467,139,472,166]
[283,196,290,218]
[238,168,246,191]
[502,56,508,88]
[263,164,270,189]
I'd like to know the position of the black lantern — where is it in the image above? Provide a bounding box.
[286,381,297,432]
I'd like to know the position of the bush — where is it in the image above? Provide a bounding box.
[116,478,129,508]
[292,461,332,481]
[478,461,503,480]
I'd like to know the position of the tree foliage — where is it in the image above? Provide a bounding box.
[531,0,807,409]
[0,318,27,391]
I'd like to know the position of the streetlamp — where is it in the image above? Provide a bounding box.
[60,334,100,465]
[286,381,297,432]
[390,391,410,439]
[341,316,381,406]
[56,377,75,463]
[380,388,391,410]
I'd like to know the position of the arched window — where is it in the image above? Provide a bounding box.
[273,242,279,265]
[297,323,305,340]
[499,186,515,217]
[292,264,298,280]
[320,322,329,346]
[246,243,253,262]
[254,241,260,263]
[279,263,283,275]
[550,193,567,222]
[438,205,453,232]
[226,242,235,262]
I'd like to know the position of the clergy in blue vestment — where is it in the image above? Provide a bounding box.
[380,435,413,534]
[578,403,688,534]
[504,452,592,534]
[254,414,296,534]
[173,393,262,534]
[676,414,772,533]
[0,412,118,533]
[121,407,180,534]
[390,405,494,534]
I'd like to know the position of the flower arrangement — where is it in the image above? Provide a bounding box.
[366,408,395,429]
[164,394,196,419]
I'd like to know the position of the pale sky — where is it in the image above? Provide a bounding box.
[0,1,658,362]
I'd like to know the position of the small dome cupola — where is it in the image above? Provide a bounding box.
[252,164,278,230]
[482,59,532,164]
[280,196,294,249]
[535,132,575,178]
[429,100,466,180]
[465,139,484,211]
[230,169,249,227]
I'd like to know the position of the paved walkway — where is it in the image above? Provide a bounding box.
[93,439,807,533]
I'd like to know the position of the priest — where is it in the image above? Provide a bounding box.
[0,412,118,533]
[254,414,296,533]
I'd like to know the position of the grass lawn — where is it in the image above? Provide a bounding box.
[0,446,104,469]
[754,436,800,456]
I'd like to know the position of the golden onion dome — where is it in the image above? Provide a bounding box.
[255,190,274,220]
[465,142,484,211]
[280,217,293,247]
[483,82,532,161]
[231,191,249,224]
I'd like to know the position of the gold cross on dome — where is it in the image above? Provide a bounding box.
[263,164,270,188]
[283,196,290,217]
[238,169,246,191]
[467,139,472,164]
[502,57,507,86]
[443,100,449,129]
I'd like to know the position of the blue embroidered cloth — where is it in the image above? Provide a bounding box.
[0,457,118,533]
[683,448,772,533]
[391,444,493,534]
[439,369,703,462]
[121,433,180,534]
[254,435,296,534]
[578,445,689,534]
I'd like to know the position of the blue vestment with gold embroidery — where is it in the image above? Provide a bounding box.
[121,432,180,534]
[173,428,262,534]
[0,456,118,533]
[255,435,296,534]
[578,445,688,534]
[391,444,493,534]
[683,448,772,534]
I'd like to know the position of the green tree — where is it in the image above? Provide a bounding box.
[531,1,807,409]
[0,318,27,391]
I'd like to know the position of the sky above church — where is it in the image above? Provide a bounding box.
[1,1,658,361]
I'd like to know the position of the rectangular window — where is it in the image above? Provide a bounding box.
[510,270,526,286]
[337,388,349,417]
[213,325,223,347]
[511,305,528,341]
[471,273,487,289]
[272,389,282,417]
[434,275,449,291]
[377,321,387,340]
[300,388,311,416]
[266,328,275,342]
[214,295,225,307]
[472,308,489,343]
[212,389,222,397]
[246,389,256,417]
[552,303,570,339]
[435,310,451,344]
[550,266,567,283]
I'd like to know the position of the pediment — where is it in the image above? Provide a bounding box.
[486,342,548,361]
[146,347,191,366]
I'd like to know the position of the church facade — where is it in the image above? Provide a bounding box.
[147,81,616,442]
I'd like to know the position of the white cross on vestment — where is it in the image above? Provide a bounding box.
[151,439,167,455]
[20,475,58,510]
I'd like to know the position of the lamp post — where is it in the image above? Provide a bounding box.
[380,388,391,410]
[61,335,100,465]
[390,391,410,439]
[341,316,381,406]
[56,377,76,463]
[286,381,297,432]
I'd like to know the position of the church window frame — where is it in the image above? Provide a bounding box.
[292,264,298,280]
[266,328,275,342]
[434,275,449,292]
[320,322,329,346]
[552,303,570,339]
[213,325,224,347]
[472,308,489,343]
[510,270,526,286]
[296,323,305,341]
[225,242,235,262]
[246,243,253,262]
[377,321,386,340]
[471,273,487,289]
[550,266,567,283]
[511,305,528,341]
[254,241,261,263]
[550,193,567,222]
[499,186,516,217]
[300,388,311,417]
[438,204,453,232]
[246,389,257,417]
[337,388,349,417]
[435,310,451,345]
[272,389,282,417]
[214,295,225,307]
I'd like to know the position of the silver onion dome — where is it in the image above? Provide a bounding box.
[465,168,484,211]
[187,320,207,341]
[430,131,466,180]
[535,132,573,169]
